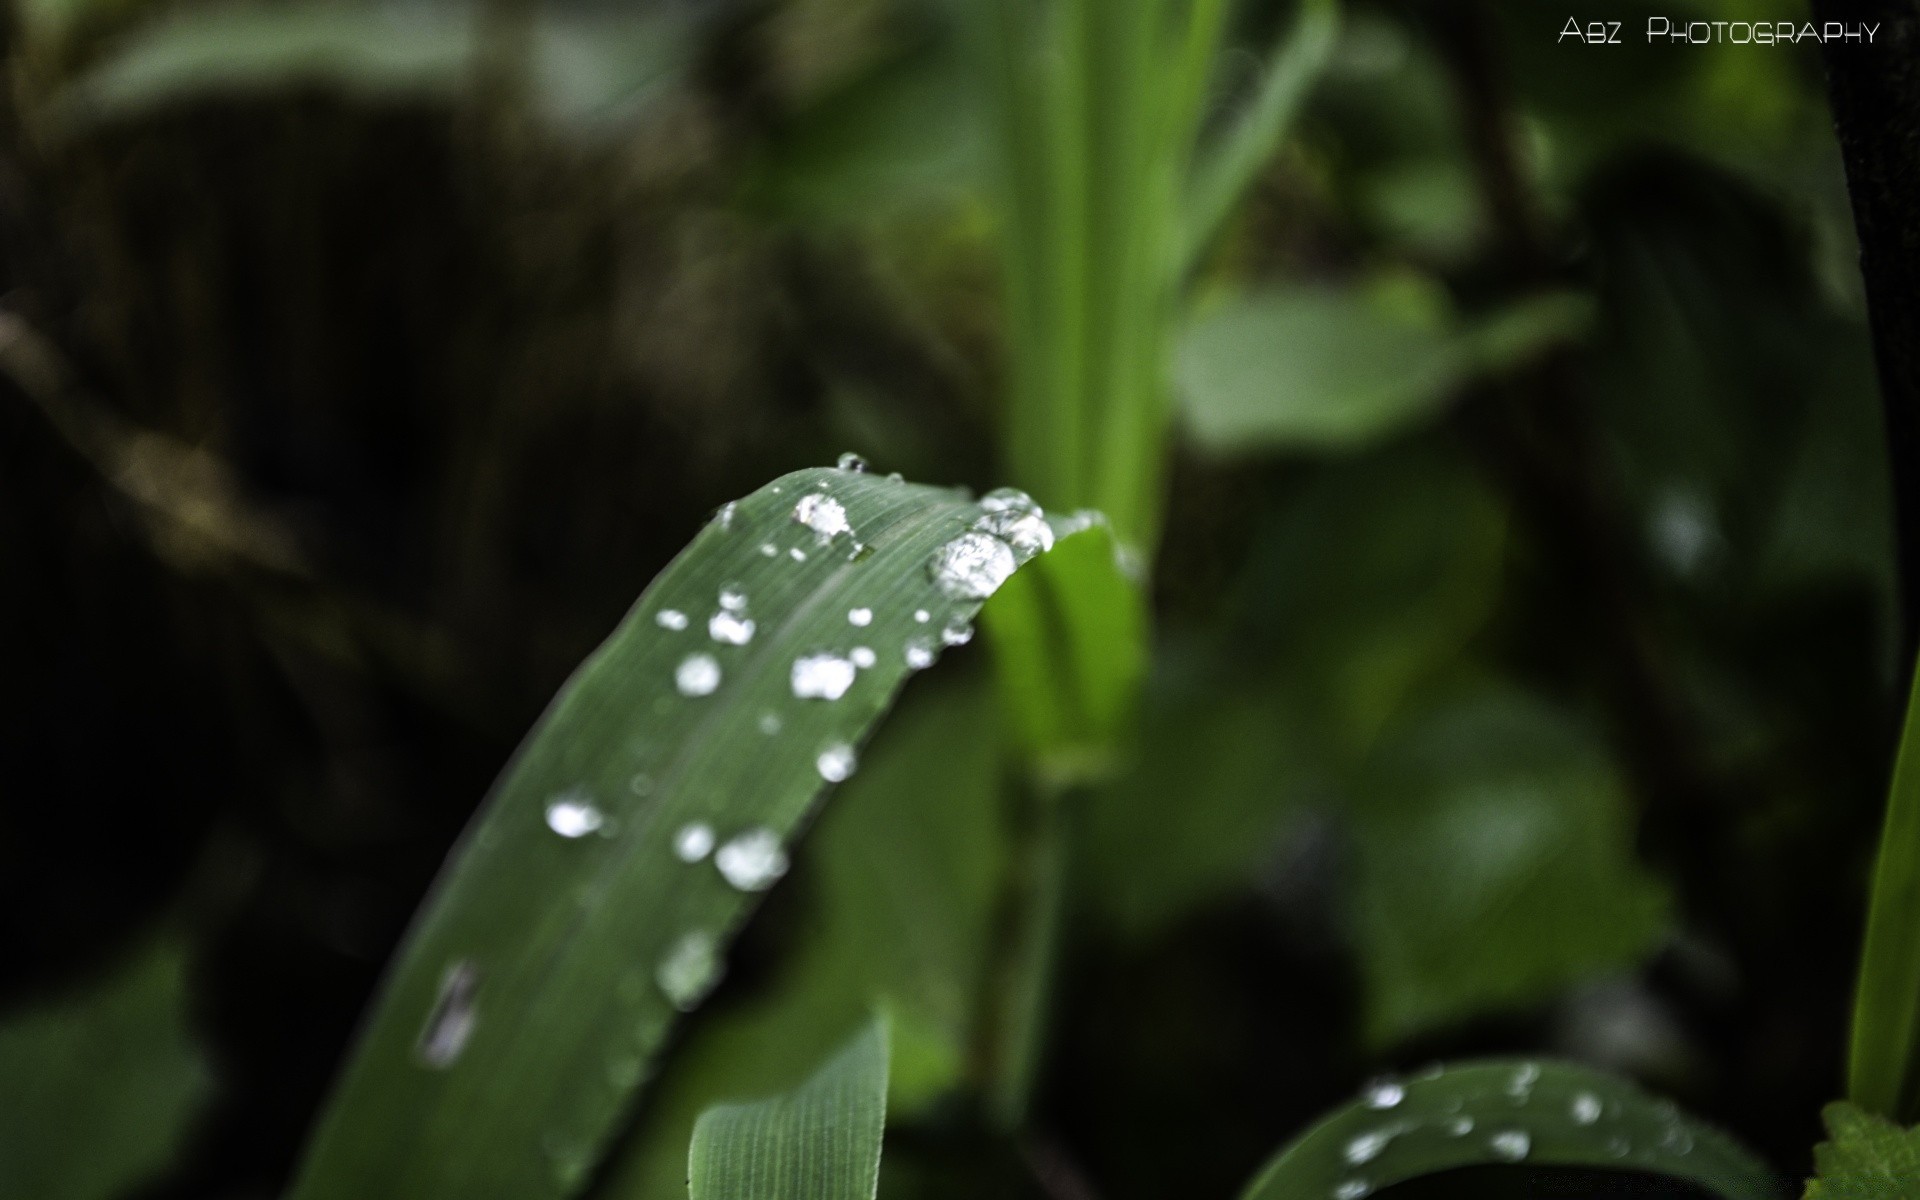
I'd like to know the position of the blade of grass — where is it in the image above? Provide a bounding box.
[288,467,1056,1200]
[1181,0,1340,272]
[1238,1059,1779,1200]
[1848,658,1920,1121]
[687,1017,889,1200]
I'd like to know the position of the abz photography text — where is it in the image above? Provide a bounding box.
[1559,17,1881,43]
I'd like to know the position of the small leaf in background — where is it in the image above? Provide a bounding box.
[1805,1102,1920,1199]
[288,468,1055,1200]
[599,678,1006,1200]
[1176,277,1589,455]
[1349,686,1670,1045]
[688,1017,889,1200]
[0,935,214,1200]
[1238,1059,1779,1200]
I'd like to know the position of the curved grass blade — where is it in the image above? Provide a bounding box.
[1848,659,1920,1121]
[688,1017,889,1200]
[1238,1059,1780,1200]
[288,468,1054,1200]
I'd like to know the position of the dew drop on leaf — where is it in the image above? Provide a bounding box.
[713,501,736,530]
[1571,1092,1602,1125]
[656,608,689,631]
[793,493,850,540]
[708,609,755,646]
[1343,1130,1390,1166]
[817,742,857,782]
[974,507,1055,563]
[673,822,715,863]
[941,615,973,646]
[1333,1181,1371,1200]
[675,653,722,697]
[714,827,789,891]
[719,586,747,612]
[904,639,935,670]
[757,711,782,735]
[914,609,930,623]
[790,547,808,562]
[848,607,873,626]
[1362,1078,1405,1110]
[416,961,480,1068]
[1488,1130,1531,1162]
[759,543,778,558]
[656,932,723,1011]
[792,653,857,700]
[836,452,870,473]
[545,792,605,839]
[979,486,1035,513]
[928,531,1016,600]
[850,646,876,669]
[1445,1116,1474,1137]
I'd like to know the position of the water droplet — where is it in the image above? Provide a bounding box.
[629,773,654,796]
[793,493,851,540]
[1488,1130,1531,1162]
[718,586,746,612]
[817,742,857,782]
[1333,1181,1371,1200]
[758,711,782,735]
[1445,1116,1475,1137]
[1343,1130,1391,1166]
[1606,1135,1631,1158]
[713,501,737,530]
[676,653,722,697]
[1507,1063,1540,1098]
[928,531,1017,600]
[848,607,873,627]
[545,791,605,839]
[674,822,715,863]
[714,827,789,891]
[979,486,1035,514]
[789,547,808,562]
[904,639,935,670]
[1571,1092,1602,1125]
[940,615,973,646]
[1659,1125,1694,1155]
[708,609,756,646]
[656,931,723,1011]
[792,652,858,700]
[836,452,870,473]
[850,646,876,669]
[974,508,1055,563]
[760,542,778,557]
[1362,1078,1405,1110]
[417,961,480,1068]
[914,609,930,623]
[656,608,689,631]
[886,471,904,483]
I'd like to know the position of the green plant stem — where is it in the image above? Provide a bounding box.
[1848,656,1920,1120]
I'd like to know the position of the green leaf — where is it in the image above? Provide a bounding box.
[598,677,1007,1200]
[1238,1059,1780,1200]
[54,4,686,132]
[1806,1102,1920,1198]
[0,935,214,1200]
[1848,656,1920,1122]
[1350,685,1670,1044]
[288,468,1056,1200]
[1176,282,1590,455]
[688,1018,890,1200]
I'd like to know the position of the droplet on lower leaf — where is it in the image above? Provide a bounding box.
[714,827,789,891]
[974,507,1054,563]
[836,452,870,473]
[656,931,723,1011]
[719,586,747,612]
[1343,1130,1390,1166]
[904,639,935,670]
[545,791,605,839]
[708,609,755,645]
[676,653,722,697]
[940,615,973,646]
[713,501,736,530]
[792,653,857,700]
[655,609,689,631]
[1362,1078,1405,1110]
[673,822,715,863]
[928,531,1017,600]
[1571,1092,1602,1125]
[1333,1181,1371,1200]
[979,487,1035,514]
[1488,1130,1531,1162]
[914,609,930,623]
[817,742,857,782]
[848,607,873,626]
[793,493,851,540]
[417,961,480,1068]
[850,646,876,668]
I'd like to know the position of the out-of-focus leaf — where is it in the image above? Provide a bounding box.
[1350,686,1670,1045]
[55,4,686,132]
[1848,656,1920,1123]
[1805,1102,1920,1198]
[288,468,1055,1200]
[1239,1059,1779,1200]
[1176,280,1589,455]
[982,522,1148,784]
[599,677,1005,1200]
[0,935,214,1200]
[687,1018,889,1200]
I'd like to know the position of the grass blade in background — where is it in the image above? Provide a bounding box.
[1239,1060,1780,1200]
[1848,659,1920,1122]
[0,934,213,1200]
[288,467,1057,1200]
[687,1018,889,1200]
